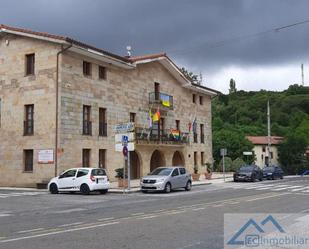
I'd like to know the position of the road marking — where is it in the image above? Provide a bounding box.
[0,213,12,217]
[272,185,302,191]
[131,212,145,216]
[0,222,120,244]
[97,217,114,222]
[212,204,224,207]
[192,207,205,211]
[290,187,309,192]
[16,228,44,234]
[51,208,86,214]
[58,222,84,228]
[246,192,289,202]
[137,215,158,220]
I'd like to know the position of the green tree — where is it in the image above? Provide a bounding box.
[232,157,246,172]
[180,67,199,84]
[218,157,233,172]
[229,78,237,94]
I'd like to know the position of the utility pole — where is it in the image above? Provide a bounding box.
[267,100,272,166]
[301,64,304,86]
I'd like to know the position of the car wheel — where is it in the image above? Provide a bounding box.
[49,183,58,194]
[164,182,172,193]
[99,189,108,194]
[141,190,148,193]
[234,178,238,182]
[80,184,90,195]
[271,175,275,180]
[185,181,192,191]
[251,175,256,182]
[280,175,283,179]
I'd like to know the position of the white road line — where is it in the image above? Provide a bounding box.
[58,222,84,228]
[271,186,302,191]
[97,217,114,222]
[0,222,120,244]
[290,187,309,192]
[137,215,158,220]
[0,214,12,217]
[16,228,44,234]
[131,212,145,216]
[245,193,289,202]
[192,207,205,211]
[52,208,86,214]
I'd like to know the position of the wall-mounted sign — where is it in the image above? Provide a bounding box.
[114,122,135,134]
[243,151,253,156]
[38,150,54,164]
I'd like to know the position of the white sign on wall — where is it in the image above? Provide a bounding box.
[115,142,135,152]
[114,122,135,134]
[38,150,54,164]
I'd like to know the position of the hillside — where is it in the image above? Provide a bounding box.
[211,84,309,169]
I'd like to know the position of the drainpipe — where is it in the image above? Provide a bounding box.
[55,44,72,177]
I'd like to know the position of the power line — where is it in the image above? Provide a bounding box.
[168,18,309,56]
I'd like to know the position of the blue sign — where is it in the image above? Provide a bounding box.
[122,135,129,143]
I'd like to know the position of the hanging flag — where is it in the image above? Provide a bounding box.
[161,94,170,107]
[147,109,153,128]
[152,107,160,122]
[188,122,192,132]
[171,129,180,140]
[192,117,197,133]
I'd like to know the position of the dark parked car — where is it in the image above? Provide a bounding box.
[263,166,284,180]
[234,165,263,182]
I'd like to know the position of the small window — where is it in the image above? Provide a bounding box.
[24,149,33,172]
[201,152,204,165]
[83,61,91,76]
[24,104,34,135]
[192,94,196,103]
[60,169,77,178]
[99,108,107,137]
[83,105,92,135]
[262,146,266,152]
[25,53,35,76]
[179,168,186,175]
[0,98,2,128]
[194,151,197,166]
[172,168,179,176]
[176,120,180,130]
[99,149,106,168]
[130,112,136,122]
[82,149,91,167]
[99,66,107,80]
[77,169,89,178]
[199,96,203,105]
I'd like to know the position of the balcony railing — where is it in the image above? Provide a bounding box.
[149,92,173,109]
[83,121,92,135]
[135,127,189,145]
[24,120,34,135]
[99,122,107,137]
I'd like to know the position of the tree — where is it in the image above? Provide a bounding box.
[278,135,308,175]
[218,157,233,172]
[180,67,200,84]
[229,78,237,94]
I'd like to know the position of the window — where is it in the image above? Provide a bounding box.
[83,61,91,76]
[25,53,35,76]
[99,149,106,168]
[59,169,77,178]
[262,146,266,152]
[83,105,92,135]
[92,168,107,176]
[193,132,198,143]
[77,169,89,178]
[24,150,33,172]
[199,96,203,105]
[160,118,165,137]
[176,120,180,130]
[270,152,273,159]
[201,152,204,165]
[172,168,179,176]
[99,108,107,136]
[130,112,136,123]
[194,152,197,166]
[24,104,34,135]
[200,124,204,143]
[82,149,91,167]
[154,82,160,101]
[179,168,186,175]
[98,66,107,80]
[192,94,196,103]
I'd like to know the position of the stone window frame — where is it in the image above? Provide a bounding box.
[23,149,34,173]
[98,66,107,80]
[83,61,92,77]
[25,53,35,76]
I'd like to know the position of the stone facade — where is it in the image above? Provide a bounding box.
[0,28,216,187]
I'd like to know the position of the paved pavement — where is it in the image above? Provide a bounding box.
[0,176,308,249]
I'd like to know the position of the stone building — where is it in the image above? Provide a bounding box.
[246,136,284,168]
[0,24,219,187]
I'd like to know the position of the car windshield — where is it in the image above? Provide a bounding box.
[150,168,172,176]
[239,166,254,172]
[263,167,275,172]
[91,169,106,176]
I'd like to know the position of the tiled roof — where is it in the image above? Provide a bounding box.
[246,136,284,145]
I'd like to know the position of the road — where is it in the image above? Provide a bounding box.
[0,176,308,249]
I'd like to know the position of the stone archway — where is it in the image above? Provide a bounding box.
[150,150,166,172]
[129,151,141,179]
[172,151,185,166]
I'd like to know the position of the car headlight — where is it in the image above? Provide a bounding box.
[156,178,165,183]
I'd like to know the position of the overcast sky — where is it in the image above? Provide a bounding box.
[1,0,309,93]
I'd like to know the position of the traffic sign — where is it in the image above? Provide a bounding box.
[220,148,227,156]
[122,146,128,157]
[243,151,253,156]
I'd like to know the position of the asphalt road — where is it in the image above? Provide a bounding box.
[0,176,308,249]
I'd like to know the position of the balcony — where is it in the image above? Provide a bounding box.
[83,121,92,135]
[99,122,107,137]
[24,120,34,135]
[135,127,189,146]
[149,92,173,110]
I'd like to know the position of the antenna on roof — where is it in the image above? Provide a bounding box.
[126,46,132,57]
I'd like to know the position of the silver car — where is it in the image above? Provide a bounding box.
[140,167,192,193]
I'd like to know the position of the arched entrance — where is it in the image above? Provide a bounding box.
[129,151,141,179]
[172,151,185,166]
[150,150,165,172]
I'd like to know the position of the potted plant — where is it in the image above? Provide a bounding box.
[115,168,128,188]
[192,165,200,181]
[204,163,213,180]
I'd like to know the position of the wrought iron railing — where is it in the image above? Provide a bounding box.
[149,92,173,109]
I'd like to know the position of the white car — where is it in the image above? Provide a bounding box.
[48,168,110,195]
